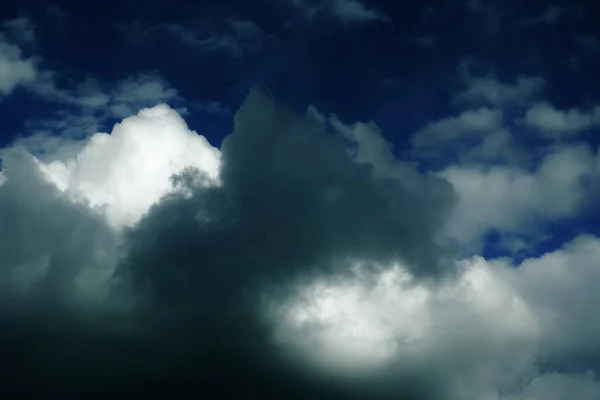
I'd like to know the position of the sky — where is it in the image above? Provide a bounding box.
[1,0,600,398]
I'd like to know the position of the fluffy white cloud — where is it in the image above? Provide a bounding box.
[277,234,600,399]
[14,72,185,159]
[277,257,539,386]
[38,104,220,228]
[524,101,600,138]
[440,144,597,246]
[507,235,600,357]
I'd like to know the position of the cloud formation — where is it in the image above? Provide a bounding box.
[0,29,37,95]
[524,101,600,139]
[440,143,598,248]
[453,63,546,107]
[288,0,388,23]
[2,87,600,398]
[0,89,460,398]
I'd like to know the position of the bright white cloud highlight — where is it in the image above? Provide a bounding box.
[39,104,221,228]
[276,255,540,398]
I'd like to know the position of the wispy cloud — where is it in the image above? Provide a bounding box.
[575,34,600,53]
[523,101,600,139]
[288,0,389,23]
[0,21,37,95]
[120,18,272,58]
[2,17,36,44]
[453,61,546,106]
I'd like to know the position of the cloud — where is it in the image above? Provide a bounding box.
[453,63,546,107]
[412,36,435,48]
[508,237,600,358]
[330,0,388,22]
[278,233,600,399]
[575,35,600,53]
[2,17,36,44]
[0,148,120,302]
[466,0,502,33]
[3,88,600,398]
[159,19,270,57]
[440,144,598,247]
[278,256,540,396]
[47,4,69,21]
[411,108,503,148]
[288,0,388,23]
[108,74,182,117]
[16,72,184,157]
[0,30,37,95]
[503,372,600,400]
[520,5,566,26]
[37,104,221,228]
[0,89,461,398]
[523,101,600,139]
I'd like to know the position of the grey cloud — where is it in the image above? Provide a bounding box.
[411,107,503,148]
[465,0,502,33]
[440,144,598,248]
[287,0,388,23]
[453,63,546,107]
[0,31,37,95]
[160,19,271,58]
[523,101,600,139]
[0,90,457,398]
[575,35,600,53]
[330,0,388,22]
[121,88,457,300]
[3,88,600,399]
[510,235,600,361]
[408,107,522,164]
[2,17,36,45]
[519,5,567,27]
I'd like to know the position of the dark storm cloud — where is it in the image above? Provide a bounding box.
[0,89,457,398]
[113,89,457,396]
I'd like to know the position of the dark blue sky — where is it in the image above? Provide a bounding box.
[1,0,599,146]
